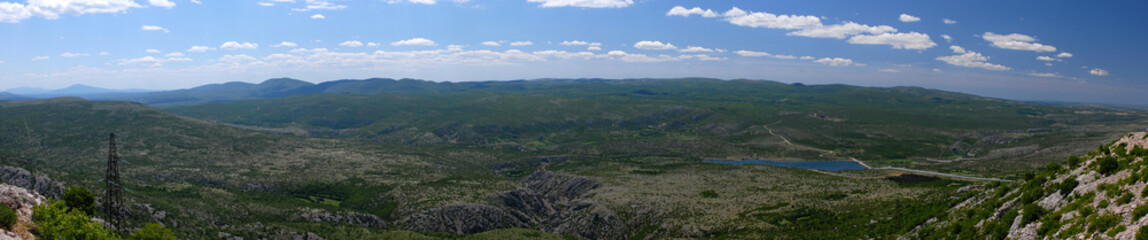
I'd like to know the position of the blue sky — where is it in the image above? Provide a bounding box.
[1,0,1145,104]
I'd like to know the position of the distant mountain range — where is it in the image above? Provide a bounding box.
[0,92,27,101]
[4,84,154,99]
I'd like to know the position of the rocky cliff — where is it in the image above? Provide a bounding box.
[0,183,46,240]
[913,132,1148,239]
[401,171,629,239]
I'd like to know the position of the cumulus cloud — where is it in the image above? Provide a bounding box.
[60,52,89,58]
[667,6,717,17]
[187,45,214,52]
[1036,56,1056,61]
[846,32,936,50]
[148,0,175,8]
[387,0,437,4]
[941,34,952,43]
[527,0,633,8]
[675,6,933,50]
[146,49,162,53]
[788,22,896,39]
[982,32,1056,52]
[943,18,957,24]
[813,57,853,66]
[633,41,676,50]
[142,25,169,33]
[935,45,1010,71]
[560,40,589,46]
[339,40,364,47]
[899,14,920,22]
[0,0,144,23]
[482,41,501,46]
[1028,72,1061,78]
[734,50,771,57]
[391,38,436,46]
[292,0,346,11]
[31,56,49,61]
[311,14,325,19]
[220,41,259,50]
[1090,68,1109,76]
[509,41,533,46]
[1057,52,1073,58]
[678,46,715,53]
[164,52,184,57]
[272,41,298,48]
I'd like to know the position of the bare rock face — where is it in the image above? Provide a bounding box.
[0,183,46,240]
[401,171,630,239]
[0,166,65,199]
[401,204,527,234]
[297,209,386,228]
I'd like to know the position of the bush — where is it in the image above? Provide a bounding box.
[0,205,15,230]
[1021,204,1046,226]
[1067,155,1082,168]
[1097,156,1120,175]
[1057,178,1079,195]
[1138,225,1148,240]
[32,200,120,240]
[129,223,176,240]
[63,186,96,215]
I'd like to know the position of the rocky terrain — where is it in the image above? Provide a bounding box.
[914,132,1148,239]
[0,183,47,240]
[402,171,628,239]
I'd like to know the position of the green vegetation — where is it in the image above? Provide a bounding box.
[64,186,96,215]
[0,204,15,230]
[2,78,1147,239]
[128,223,177,240]
[32,200,120,240]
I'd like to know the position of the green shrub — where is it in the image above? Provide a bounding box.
[1097,156,1120,175]
[1021,204,1046,226]
[129,223,176,240]
[1067,155,1082,168]
[0,205,15,230]
[1088,213,1121,234]
[1110,225,1128,238]
[1138,225,1148,240]
[700,190,719,198]
[32,200,120,240]
[1057,178,1078,195]
[1133,204,1148,220]
[63,186,96,215]
[1118,193,1135,205]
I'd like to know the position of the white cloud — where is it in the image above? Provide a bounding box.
[787,22,896,39]
[1028,72,1060,78]
[292,0,346,11]
[164,52,184,57]
[31,56,49,61]
[982,32,1057,52]
[527,0,633,8]
[814,57,853,66]
[117,55,192,67]
[146,49,162,53]
[220,41,259,50]
[0,0,144,23]
[391,38,436,46]
[141,25,169,33]
[899,14,920,23]
[879,69,900,73]
[587,46,601,51]
[722,7,822,30]
[367,42,379,47]
[678,46,714,53]
[258,2,275,7]
[1057,52,1073,58]
[950,45,967,54]
[482,41,501,46]
[311,14,325,19]
[339,40,364,47]
[1036,56,1056,61]
[936,45,1010,71]
[446,44,463,51]
[941,34,952,43]
[387,0,437,4]
[634,41,676,50]
[191,0,201,3]
[510,41,533,46]
[59,52,89,58]
[560,40,589,46]
[148,0,176,8]
[846,32,936,50]
[99,51,109,55]
[1090,68,1109,76]
[943,18,957,24]
[1045,63,1053,67]
[734,50,771,57]
[667,6,717,17]
[272,41,298,48]
[799,56,814,60]
[772,55,796,59]
[187,45,214,52]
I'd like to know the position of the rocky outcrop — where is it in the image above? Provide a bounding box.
[401,171,630,239]
[296,209,386,228]
[0,166,65,199]
[0,183,47,240]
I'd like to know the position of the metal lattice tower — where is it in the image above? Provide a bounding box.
[105,132,123,229]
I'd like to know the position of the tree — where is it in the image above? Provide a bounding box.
[63,186,96,215]
[129,223,177,240]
